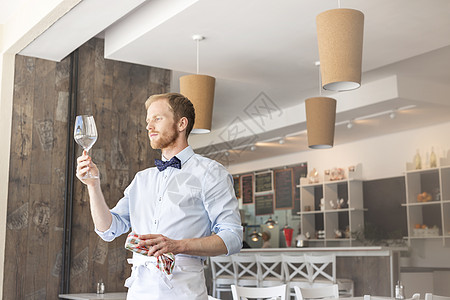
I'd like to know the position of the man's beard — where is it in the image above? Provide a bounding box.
[149,123,179,150]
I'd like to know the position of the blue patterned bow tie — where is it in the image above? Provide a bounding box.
[154,156,182,172]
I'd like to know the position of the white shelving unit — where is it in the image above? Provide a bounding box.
[403,165,450,245]
[297,166,365,246]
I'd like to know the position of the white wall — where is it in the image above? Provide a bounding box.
[228,121,450,180]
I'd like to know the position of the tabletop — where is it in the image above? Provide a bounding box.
[58,292,127,300]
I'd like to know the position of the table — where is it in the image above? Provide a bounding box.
[58,292,126,300]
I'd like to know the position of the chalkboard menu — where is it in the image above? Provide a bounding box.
[292,163,308,214]
[255,194,274,215]
[241,174,254,204]
[233,176,240,198]
[274,168,294,209]
[255,171,272,193]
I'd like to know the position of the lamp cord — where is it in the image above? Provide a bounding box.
[318,64,322,96]
[196,38,200,74]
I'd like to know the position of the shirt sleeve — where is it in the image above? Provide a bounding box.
[202,161,243,255]
[95,181,132,242]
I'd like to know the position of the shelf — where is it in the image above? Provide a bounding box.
[298,210,323,215]
[298,178,362,188]
[298,170,364,246]
[402,201,442,207]
[409,236,443,240]
[323,178,362,185]
[404,165,450,246]
[325,208,367,213]
[298,182,323,188]
[405,167,440,174]
[298,208,366,214]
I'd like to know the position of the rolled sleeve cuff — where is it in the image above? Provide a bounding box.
[217,229,243,256]
[94,212,125,242]
[94,225,116,242]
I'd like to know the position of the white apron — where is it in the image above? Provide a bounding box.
[125,254,208,300]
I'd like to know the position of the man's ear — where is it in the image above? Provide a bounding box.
[178,117,188,132]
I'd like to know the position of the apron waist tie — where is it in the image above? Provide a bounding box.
[125,257,174,289]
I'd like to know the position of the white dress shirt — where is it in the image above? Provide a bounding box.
[96,146,243,259]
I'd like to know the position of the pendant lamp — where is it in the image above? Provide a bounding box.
[305,62,337,149]
[265,216,277,229]
[179,35,215,134]
[249,229,262,242]
[316,5,364,91]
[306,97,337,149]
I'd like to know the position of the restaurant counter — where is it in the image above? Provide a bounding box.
[240,246,408,297]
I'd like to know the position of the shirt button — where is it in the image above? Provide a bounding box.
[159,197,162,201]
[154,220,157,224]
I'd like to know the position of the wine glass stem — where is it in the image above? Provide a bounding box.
[83,149,98,179]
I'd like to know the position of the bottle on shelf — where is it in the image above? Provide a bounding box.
[430,147,437,168]
[414,149,422,170]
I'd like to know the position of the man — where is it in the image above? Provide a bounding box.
[76,93,243,299]
[261,231,271,248]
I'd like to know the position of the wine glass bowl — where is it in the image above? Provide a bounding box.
[74,115,98,179]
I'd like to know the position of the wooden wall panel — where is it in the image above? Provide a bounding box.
[4,37,171,299]
[5,55,36,300]
[47,56,71,298]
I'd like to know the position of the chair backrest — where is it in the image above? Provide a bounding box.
[210,255,234,280]
[294,284,339,300]
[411,294,421,300]
[282,254,309,282]
[257,254,284,282]
[425,293,450,300]
[304,254,336,283]
[231,284,287,300]
[232,254,258,284]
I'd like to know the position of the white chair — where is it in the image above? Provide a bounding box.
[425,293,450,300]
[282,254,311,299]
[232,254,259,287]
[294,284,339,300]
[231,284,287,300]
[257,254,284,287]
[304,254,354,296]
[210,255,235,298]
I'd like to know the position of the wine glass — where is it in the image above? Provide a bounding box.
[74,115,98,179]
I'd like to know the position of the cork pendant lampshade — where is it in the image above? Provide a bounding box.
[179,35,215,134]
[180,74,215,134]
[316,8,364,91]
[305,97,337,149]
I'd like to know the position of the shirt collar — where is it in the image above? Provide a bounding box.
[161,146,194,166]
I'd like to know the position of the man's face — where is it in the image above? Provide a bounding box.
[146,99,179,150]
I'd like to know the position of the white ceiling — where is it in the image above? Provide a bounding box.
[0,0,28,24]
[17,0,450,166]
